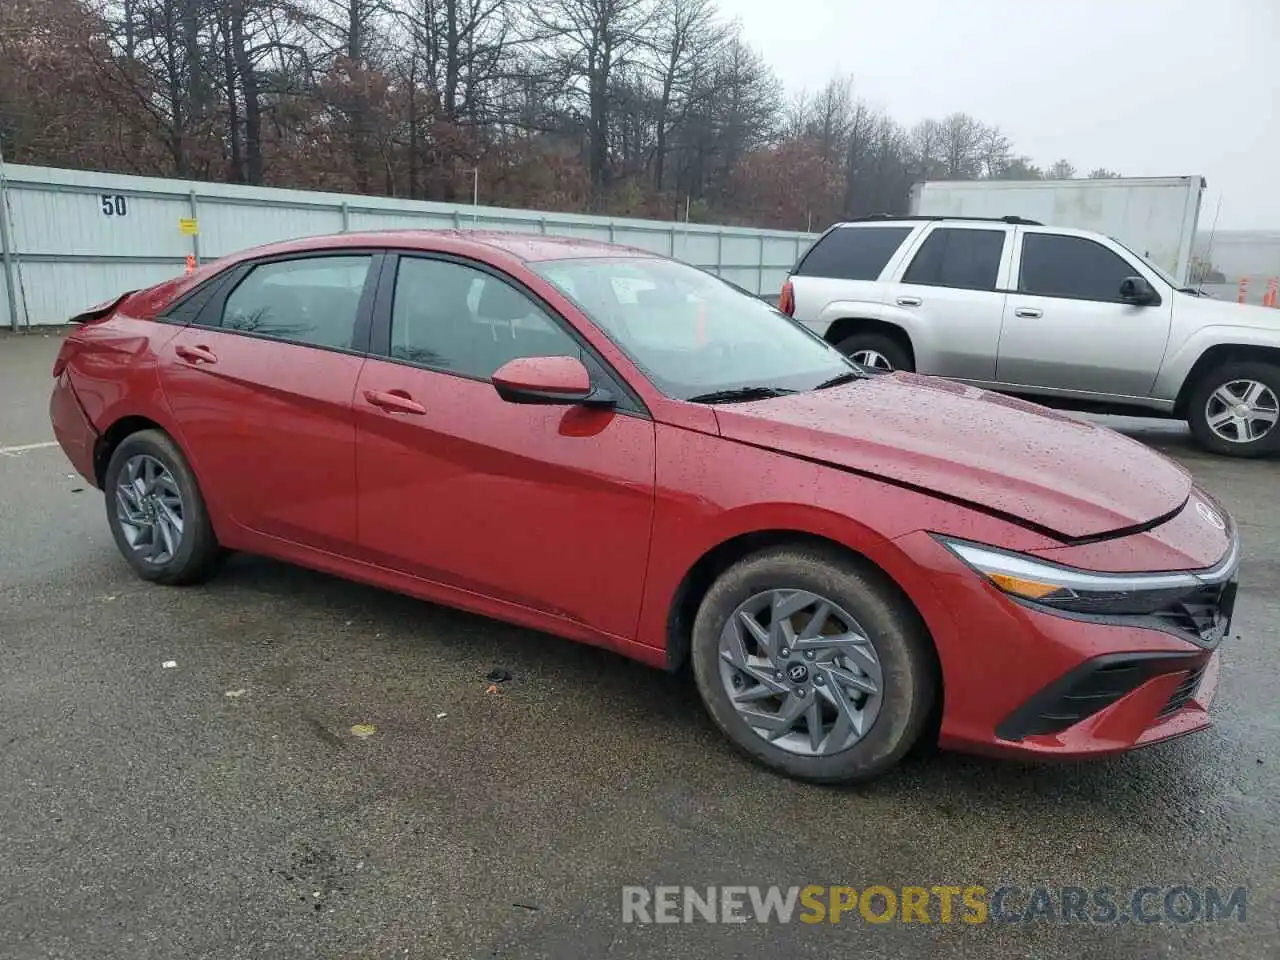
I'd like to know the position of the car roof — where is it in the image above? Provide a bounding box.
[225,229,661,265]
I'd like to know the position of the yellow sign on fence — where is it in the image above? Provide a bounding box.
[178,218,199,236]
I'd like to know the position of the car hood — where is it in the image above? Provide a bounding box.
[711,373,1193,540]
[1179,293,1280,330]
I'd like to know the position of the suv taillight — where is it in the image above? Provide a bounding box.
[778,280,795,317]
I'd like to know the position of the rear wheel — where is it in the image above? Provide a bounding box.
[104,429,221,585]
[690,545,937,784]
[1186,361,1280,458]
[833,332,912,372]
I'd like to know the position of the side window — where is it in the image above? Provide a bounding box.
[390,258,582,379]
[794,226,912,281]
[219,256,372,349]
[902,228,1005,291]
[1019,234,1140,302]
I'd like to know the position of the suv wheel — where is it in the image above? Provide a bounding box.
[833,332,913,372]
[1187,361,1280,458]
[690,545,937,784]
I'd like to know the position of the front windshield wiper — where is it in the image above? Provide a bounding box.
[686,386,797,404]
[814,370,865,390]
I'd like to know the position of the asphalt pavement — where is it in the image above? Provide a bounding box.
[2,330,1278,960]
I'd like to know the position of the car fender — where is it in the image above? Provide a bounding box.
[1155,323,1280,400]
[811,299,919,347]
[636,480,1049,672]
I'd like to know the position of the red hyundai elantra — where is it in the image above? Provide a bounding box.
[49,230,1239,783]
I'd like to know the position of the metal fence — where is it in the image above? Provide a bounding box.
[0,163,818,329]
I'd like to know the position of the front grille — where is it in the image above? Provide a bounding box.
[1149,579,1237,647]
[1158,664,1208,718]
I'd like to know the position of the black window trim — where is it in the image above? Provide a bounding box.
[156,267,243,325]
[900,225,1009,293]
[188,249,388,356]
[370,250,652,420]
[1015,232,1164,307]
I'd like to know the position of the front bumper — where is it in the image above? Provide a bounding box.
[895,527,1236,759]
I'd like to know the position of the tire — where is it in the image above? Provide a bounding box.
[690,545,937,784]
[103,428,221,585]
[1185,361,1280,459]
[833,331,913,372]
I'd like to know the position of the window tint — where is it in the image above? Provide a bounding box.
[794,226,911,281]
[1019,234,1139,302]
[902,228,1005,291]
[220,256,372,349]
[390,258,581,379]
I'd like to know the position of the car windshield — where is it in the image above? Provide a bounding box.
[532,257,861,402]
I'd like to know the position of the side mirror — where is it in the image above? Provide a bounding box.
[491,355,611,406]
[1119,276,1158,306]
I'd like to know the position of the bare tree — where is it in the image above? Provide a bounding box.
[649,0,718,192]
[1048,159,1076,179]
[530,0,653,197]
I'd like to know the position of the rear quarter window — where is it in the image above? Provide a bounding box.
[794,226,912,281]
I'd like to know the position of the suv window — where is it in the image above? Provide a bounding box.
[219,255,372,349]
[902,228,1005,291]
[390,257,581,379]
[795,226,911,281]
[1019,234,1139,302]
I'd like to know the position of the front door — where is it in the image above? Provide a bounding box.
[158,252,380,551]
[353,254,656,640]
[995,230,1174,397]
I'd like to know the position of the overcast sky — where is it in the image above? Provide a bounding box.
[726,0,1278,231]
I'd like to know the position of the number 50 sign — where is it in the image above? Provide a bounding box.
[100,194,128,216]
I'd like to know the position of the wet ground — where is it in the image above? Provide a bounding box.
[2,330,1278,959]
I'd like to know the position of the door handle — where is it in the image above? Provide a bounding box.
[896,296,923,307]
[175,344,218,364]
[1014,307,1043,319]
[363,389,426,416]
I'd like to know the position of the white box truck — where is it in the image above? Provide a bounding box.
[909,176,1206,285]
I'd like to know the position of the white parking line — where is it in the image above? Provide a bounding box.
[0,441,59,457]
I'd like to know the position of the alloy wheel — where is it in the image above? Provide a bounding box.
[1204,379,1279,444]
[851,349,893,371]
[717,589,884,756]
[115,454,185,565]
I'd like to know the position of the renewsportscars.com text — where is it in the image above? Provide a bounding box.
[621,885,1248,925]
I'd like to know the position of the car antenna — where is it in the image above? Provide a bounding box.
[1197,194,1223,297]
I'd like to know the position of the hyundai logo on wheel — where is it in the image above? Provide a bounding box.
[787,663,809,684]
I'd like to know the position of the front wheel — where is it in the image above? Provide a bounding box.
[1186,361,1280,458]
[104,429,222,585]
[690,545,937,784]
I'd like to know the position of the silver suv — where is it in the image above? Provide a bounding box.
[780,216,1280,458]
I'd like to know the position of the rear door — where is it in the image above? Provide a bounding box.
[158,252,382,552]
[880,224,1013,380]
[789,224,914,333]
[352,253,656,640]
[996,230,1174,396]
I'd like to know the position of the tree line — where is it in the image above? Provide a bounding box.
[0,0,1124,230]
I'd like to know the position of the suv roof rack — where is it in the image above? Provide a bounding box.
[843,214,1044,226]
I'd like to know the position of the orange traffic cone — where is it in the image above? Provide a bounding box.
[1265,278,1278,308]
[1237,277,1249,303]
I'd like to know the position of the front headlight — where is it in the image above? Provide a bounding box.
[934,536,1237,616]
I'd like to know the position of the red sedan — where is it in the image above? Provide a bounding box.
[49,230,1239,783]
